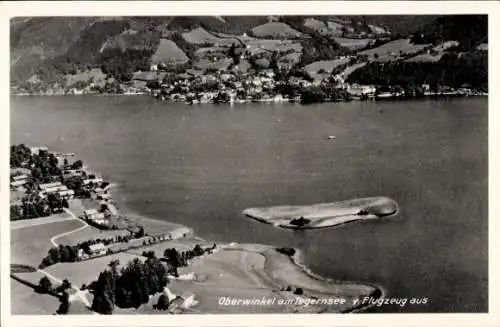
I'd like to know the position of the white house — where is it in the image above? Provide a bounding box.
[89,243,107,256]
[39,182,62,191]
[84,208,98,218]
[58,189,75,200]
[30,146,49,155]
[10,180,27,189]
[12,174,29,181]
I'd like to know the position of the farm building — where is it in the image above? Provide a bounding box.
[39,182,62,191]
[10,180,27,189]
[30,146,49,155]
[58,189,75,200]
[348,84,376,97]
[88,243,107,256]
[12,174,29,181]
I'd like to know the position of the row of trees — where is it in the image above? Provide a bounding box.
[10,192,69,221]
[39,232,143,268]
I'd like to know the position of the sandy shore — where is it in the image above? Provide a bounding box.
[123,242,382,314]
[243,196,399,229]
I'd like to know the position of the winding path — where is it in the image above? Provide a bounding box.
[49,208,89,247]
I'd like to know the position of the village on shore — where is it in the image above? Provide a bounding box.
[11,57,486,105]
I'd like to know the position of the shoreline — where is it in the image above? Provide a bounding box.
[95,182,387,312]
[288,247,387,313]
[11,146,387,314]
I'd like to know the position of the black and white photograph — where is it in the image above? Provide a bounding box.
[1,1,497,325]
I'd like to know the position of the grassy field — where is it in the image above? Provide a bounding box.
[182,27,236,46]
[11,278,61,314]
[334,37,373,50]
[151,39,189,65]
[304,58,350,74]
[247,39,302,54]
[194,58,233,71]
[64,68,106,87]
[304,18,343,37]
[55,224,129,246]
[278,52,302,69]
[359,38,430,60]
[251,22,303,39]
[11,218,83,266]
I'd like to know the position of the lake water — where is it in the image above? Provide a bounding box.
[10,95,488,313]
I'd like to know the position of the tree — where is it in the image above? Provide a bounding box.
[36,276,53,294]
[56,291,70,315]
[71,160,83,170]
[156,294,169,310]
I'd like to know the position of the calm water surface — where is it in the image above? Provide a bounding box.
[10,95,488,313]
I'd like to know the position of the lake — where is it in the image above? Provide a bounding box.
[10,95,488,313]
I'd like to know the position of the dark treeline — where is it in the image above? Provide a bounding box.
[412,15,487,51]
[347,51,487,90]
[100,48,155,82]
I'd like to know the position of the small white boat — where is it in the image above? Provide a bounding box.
[327,136,337,140]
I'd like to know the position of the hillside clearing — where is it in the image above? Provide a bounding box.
[45,252,142,288]
[334,37,373,50]
[358,38,430,60]
[304,58,350,73]
[194,58,233,71]
[251,22,303,39]
[151,39,189,65]
[405,53,443,62]
[182,27,236,46]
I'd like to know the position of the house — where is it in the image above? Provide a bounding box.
[30,146,49,155]
[85,209,109,226]
[89,243,107,256]
[63,169,84,178]
[42,185,68,195]
[348,84,376,97]
[10,180,27,189]
[39,181,62,189]
[12,174,29,181]
[58,189,75,200]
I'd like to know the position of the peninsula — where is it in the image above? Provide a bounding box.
[243,196,399,229]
